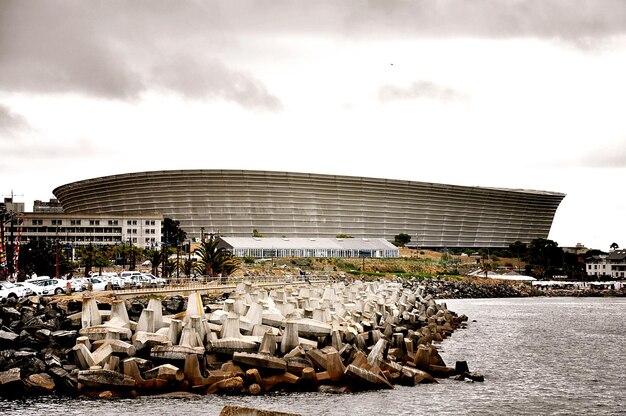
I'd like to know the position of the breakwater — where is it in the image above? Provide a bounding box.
[0,279,482,398]
[410,277,626,299]
[2,277,623,400]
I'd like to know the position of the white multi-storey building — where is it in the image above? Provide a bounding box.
[607,249,626,279]
[16,212,163,248]
[586,255,609,277]
[586,250,626,278]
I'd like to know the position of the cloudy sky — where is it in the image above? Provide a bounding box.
[1,0,625,250]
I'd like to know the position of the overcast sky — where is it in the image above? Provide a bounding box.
[2,0,625,250]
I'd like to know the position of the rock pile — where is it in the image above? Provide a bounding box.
[0,295,81,395]
[1,280,481,397]
[405,277,536,299]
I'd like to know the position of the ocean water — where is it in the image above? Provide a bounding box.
[2,297,625,415]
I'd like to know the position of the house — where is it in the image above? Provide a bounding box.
[607,249,626,279]
[586,255,609,278]
[586,249,626,278]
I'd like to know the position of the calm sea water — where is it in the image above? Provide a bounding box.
[2,297,625,415]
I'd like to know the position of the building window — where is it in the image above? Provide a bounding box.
[132,237,137,243]
[89,220,100,225]
[145,220,150,226]
[32,219,43,225]
[51,219,62,225]
[150,220,155,226]
[71,219,81,225]
[127,228,132,234]
[132,229,137,234]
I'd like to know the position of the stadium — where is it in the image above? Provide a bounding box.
[53,170,565,248]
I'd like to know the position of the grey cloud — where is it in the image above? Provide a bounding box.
[218,0,626,41]
[1,0,624,106]
[347,0,626,40]
[0,105,31,139]
[379,81,468,103]
[152,55,282,111]
[0,1,281,109]
[2,137,102,158]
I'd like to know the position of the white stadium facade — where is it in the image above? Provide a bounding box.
[53,170,565,248]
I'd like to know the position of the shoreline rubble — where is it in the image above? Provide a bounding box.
[1,276,621,399]
[0,278,480,398]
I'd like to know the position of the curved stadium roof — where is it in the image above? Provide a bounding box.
[53,170,565,248]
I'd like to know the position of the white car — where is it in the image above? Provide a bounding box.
[0,281,28,299]
[25,277,69,296]
[14,281,40,296]
[69,278,87,292]
[142,273,166,287]
[81,277,108,291]
[111,271,144,289]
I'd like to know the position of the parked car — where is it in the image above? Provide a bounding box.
[24,277,69,296]
[69,278,87,292]
[0,281,28,299]
[110,273,142,289]
[142,273,166,287]
[81,277,108,291]
[13,281,39,296]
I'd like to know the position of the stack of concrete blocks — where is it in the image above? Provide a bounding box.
[72,278,472,395]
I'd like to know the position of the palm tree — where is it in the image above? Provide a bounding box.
[610,242,619,251]
[482,262,493,278]
[145,249,162,276]
[194,235,240,277]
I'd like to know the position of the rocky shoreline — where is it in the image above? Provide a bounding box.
[0,277,622,399]
[413,277,626,299]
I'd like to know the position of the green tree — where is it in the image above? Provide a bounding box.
[610,242,619,251]
[482,262,493,278]
[78,244,110,276]
[194,235,240,277]
[183,258,195,277]
[393,233,411,247]
[509,241,528,262]
[252,229,263,238]
[166,258,177,278]
[162,218,187,246]
[145,249,162,276]
[19,239,72,278]
[528,238,563,270]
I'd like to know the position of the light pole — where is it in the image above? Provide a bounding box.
[122,241,126,271]
[176,241,180,279]
[55,226,60,278]
[130,237,135,271]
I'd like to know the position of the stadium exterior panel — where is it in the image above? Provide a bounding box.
[53,170,565,248]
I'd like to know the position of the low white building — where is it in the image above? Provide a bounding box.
[217,237,399,259]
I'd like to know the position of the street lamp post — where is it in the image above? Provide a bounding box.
[176,241,180,279]
[122,241,126,271]
[129,237,136,271]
